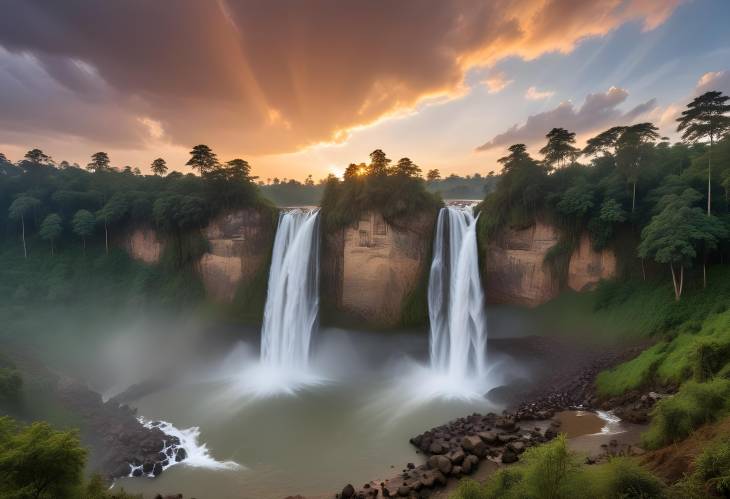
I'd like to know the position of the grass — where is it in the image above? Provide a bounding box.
[596,309,730,397]
[642,379,730,449]
[450,436,664,499]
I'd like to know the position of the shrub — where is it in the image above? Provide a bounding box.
[592,457,665,498]
[693,338,730,382]
[0,367,22,401]
[694,439,730,496]
[642,379,730,449]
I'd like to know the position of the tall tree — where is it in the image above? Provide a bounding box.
[368,149,391,175]
[39,214,62,256]
[582,126,626,158]
[638,189,726,300]
[71,210,95,255]
[0,417,87,499]
[343,163,366,180]
[676,91,730,215]
[426,169,441,182]
[394,157,422,177]
[225,158,253,182]
[615,123,659,212]
[8,195,40,259]
[150,158,168,176]
[23,148,54,166]
[86,152,110,172]
[186,144,218,174]
[96,194,129,255]
[539,128,580,169]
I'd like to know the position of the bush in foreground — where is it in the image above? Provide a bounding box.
[642,379,730,449]
[450,437,664,499]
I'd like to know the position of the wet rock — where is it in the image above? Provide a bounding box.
[508,441,526,454]
[462,454,479,474]
[132,467,143,477]
[428,441,445,454]
[152,462,163,476]
[175,448,187,462]
[142,461,154,474]
[427,455,452,475]
[501,449,519,464]
[445,448,465,464]
[478,431,498,445]
[461,435,486,457]
[341,484,355,498]
[496,417,516,431]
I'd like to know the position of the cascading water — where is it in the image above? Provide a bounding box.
[260,209,321,371]
[427,205,487,383]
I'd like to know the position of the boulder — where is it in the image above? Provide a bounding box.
[462,454,479,475]
[446,448,465,464]
[478,431,499,445]
[508,441,526,454]
[152,462,163,476]
[501,449,519,464]
[461,435,487,457]
[428,441,445,454]
[397,485,410,497]
[427,454,452,475]
[175,448,187,462]
[341,484,355,498]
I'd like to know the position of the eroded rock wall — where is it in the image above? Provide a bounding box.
[198,208,275,302]
[325,211,436,327]
[485,222,616,306]
[125,228,164,264]
[567,233,616,292]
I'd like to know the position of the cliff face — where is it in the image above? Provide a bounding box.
[324,211,436,327]
[198,208,275,302]
[485,222,616,306]
[567,233,616,292]
[124,228,164,264]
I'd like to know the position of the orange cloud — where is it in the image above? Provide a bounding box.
[0,0,686,159]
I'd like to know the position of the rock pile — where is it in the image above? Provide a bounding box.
[336,412,559,498]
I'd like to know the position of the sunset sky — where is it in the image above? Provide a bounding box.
[1,0,729,181]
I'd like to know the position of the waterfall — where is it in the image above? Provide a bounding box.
[427,205,487,381]
[260,209,320,370]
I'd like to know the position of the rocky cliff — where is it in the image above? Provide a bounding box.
[485,222,616,306]
[323,210,436,327]
[124,228,164,264]
[197,208,275,302]
[123,208,275,303]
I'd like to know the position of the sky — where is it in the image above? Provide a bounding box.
[0,0,729,181]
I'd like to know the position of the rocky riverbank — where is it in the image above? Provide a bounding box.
[331,336,654,499]
[1,342,187,481]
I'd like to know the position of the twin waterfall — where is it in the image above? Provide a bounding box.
[258,204,487,393]
[260,209,320,371]
[427,206,488,381]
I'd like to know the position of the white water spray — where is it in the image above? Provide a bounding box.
[428,205,487,383]
[260,209,321,371]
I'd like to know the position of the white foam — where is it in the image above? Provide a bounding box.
[128,417,241,478]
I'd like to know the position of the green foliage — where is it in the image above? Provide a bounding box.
[8,195,40,221]
[450,437,664,499]
[642,379,730,449]
[0,417,86,499]
[320,150,442,232]
[38,213,62,248]
[639,190,726,266]
[588,457,665,499]
[0,366,22,402]
[71,209,96,247]
[693,438,730,496]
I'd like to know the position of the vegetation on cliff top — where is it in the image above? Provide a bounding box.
[476,90,730,299]
[320,149,442,232]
